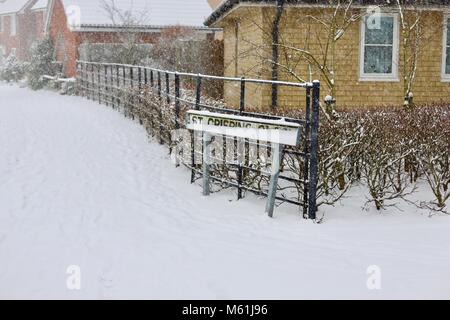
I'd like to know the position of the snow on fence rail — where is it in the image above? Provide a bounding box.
[75,61,320,220]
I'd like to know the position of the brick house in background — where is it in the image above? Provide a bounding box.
[0,0,48,62]
[208,0,225,9]
[205,0,450,108]
[45,0,219,77]
[30,0,48,41]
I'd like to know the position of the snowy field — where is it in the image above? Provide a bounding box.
[0,83,449,299]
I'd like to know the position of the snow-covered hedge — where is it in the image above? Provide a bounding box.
[0,55,28,82]
[278,105,450,213]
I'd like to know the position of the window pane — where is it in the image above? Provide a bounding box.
[365,16,394,45]
[447,19,450,45]
[364,46,393,73]
[446,47,450,74]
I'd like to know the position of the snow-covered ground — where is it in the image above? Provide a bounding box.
[0,83,449,299]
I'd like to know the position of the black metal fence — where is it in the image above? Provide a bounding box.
[75,61,320,220]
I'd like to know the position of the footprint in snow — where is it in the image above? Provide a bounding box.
[99,270,114,289]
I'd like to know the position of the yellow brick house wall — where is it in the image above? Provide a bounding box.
[222,8,269,109]
[218,6,450,109]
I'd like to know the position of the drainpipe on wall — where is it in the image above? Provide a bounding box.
[271,0,284,110]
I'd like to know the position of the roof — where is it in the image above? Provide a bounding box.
[205,0,450,26]
[0,0,32,15]
[31,0,48,10]
[60,0,214,29]
[72,24,218,33]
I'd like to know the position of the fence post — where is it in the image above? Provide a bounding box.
[138,67,142,91]
[97,64,101,103]
[191,75,202,183]
[130,66,134,90]
[195,75,201,110]
[85,63,89,99]
[89,63,93,100]
[149,70,154,131]
[104,65,108,107]
[173,73,181,167]
[164,73,170,151]
[130,67,134,119]
[88,63,92,100]
[115,65,120,109]
[91,64,95,100]
[237,77,246,199]
[175,73,180,129]
[157,71,161,97]
[144,68,148,90]
[138,66,142,96]
[120,66,125,112]
[239,77,245,114]
[165,72,170,105]
[308,80,320,220]
[158,71,163,144]
[138,67,143,124]
[303,85,311,219]
[92,64,95,101]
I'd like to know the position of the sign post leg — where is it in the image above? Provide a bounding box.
[265,143,283,218]
[203,133,211,196]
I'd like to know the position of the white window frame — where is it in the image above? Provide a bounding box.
[441,15,450,82]
[359,12,400,82]
[10,14,16,36]
[10,48,16,57]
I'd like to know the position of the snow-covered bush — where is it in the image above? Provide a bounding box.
[27,38,56,90]
[414,107,450,211]
[359,111,416,210]
[315,105,449,212]
[0,55,28,82]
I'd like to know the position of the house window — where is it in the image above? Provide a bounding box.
[442,16,450,81]
[10,14,16,36]
[10,48,16,56]
[360,13,399,81]
[0,46,5,62]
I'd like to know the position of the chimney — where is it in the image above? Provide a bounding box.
[207,0,223,10]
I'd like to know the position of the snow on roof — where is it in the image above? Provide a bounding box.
[61,0,214,28]
[31,0,48,10]
[205,0,450,26]
[0,0,31,15]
